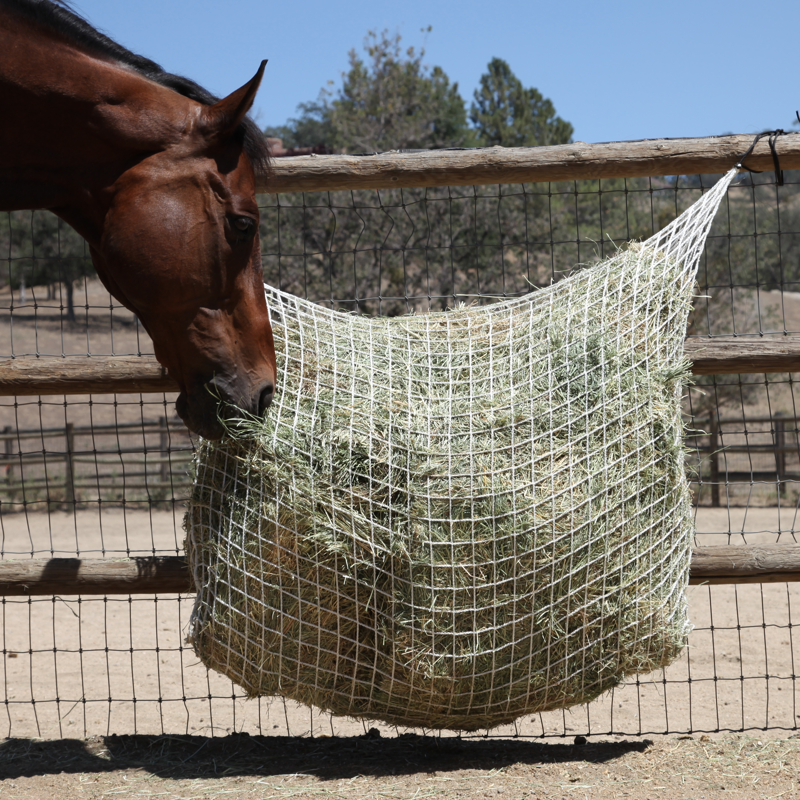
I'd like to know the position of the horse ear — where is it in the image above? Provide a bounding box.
[198,60,267,144]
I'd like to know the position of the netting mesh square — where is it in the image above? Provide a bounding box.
[184,169,738,731]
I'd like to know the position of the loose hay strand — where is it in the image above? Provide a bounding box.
[185,169,739,731]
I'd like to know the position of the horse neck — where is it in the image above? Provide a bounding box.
[0,7,196,240]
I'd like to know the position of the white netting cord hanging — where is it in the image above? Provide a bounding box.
[185,169,739,731]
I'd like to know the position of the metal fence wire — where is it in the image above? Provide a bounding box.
[1,167,800,739]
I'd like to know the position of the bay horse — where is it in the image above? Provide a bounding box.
[0,0,276,439]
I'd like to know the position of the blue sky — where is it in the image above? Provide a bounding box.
[71,0,799,145]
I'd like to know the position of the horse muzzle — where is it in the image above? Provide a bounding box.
[175,376,275,440]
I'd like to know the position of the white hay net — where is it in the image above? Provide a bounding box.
[185,168,739,731]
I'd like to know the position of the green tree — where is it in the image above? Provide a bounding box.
[264,98,334,150]
[1,210,94,322]
[272,29,473,153]
[470,58,573,147]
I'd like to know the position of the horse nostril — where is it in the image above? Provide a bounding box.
[258,384,274,415]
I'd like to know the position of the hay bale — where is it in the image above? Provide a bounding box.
[185,239,695,731]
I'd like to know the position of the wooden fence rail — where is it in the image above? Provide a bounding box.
[3,340,800,398]
[260,132,800,194]
[1,544,798,596]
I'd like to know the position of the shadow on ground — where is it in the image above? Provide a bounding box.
[0,732,651,781]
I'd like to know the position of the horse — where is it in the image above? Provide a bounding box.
[0,0,276,440]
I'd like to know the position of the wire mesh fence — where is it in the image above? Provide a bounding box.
[2,165,800,740]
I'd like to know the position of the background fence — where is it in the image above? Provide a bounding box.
[2,141,800,740]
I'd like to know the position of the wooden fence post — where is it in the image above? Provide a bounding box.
[709,410,720,508]
[65,421,75,504]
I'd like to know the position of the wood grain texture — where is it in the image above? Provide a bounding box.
[690,544,800,577]
[0,355,177,396]
[684,338,800,375]
[1,546,799,595]
[259,133,800,194]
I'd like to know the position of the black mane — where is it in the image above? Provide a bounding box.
[3,0,271,175]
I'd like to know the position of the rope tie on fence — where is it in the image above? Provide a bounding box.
[185,167,740,731]
[737,128,790,185]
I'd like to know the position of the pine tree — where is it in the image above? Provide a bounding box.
[470,58,573,147]
[272,30,473,153]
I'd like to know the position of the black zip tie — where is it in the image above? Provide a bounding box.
[736,129,787,186]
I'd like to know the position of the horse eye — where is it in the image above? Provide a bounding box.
[233,217,254,233]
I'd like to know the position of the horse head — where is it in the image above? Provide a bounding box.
[91,64,276,440]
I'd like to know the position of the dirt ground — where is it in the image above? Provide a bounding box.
[2,731,800,800]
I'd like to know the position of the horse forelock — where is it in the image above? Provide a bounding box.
[1,0,271,178]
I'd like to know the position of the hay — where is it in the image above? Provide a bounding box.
[185,170,737,731]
